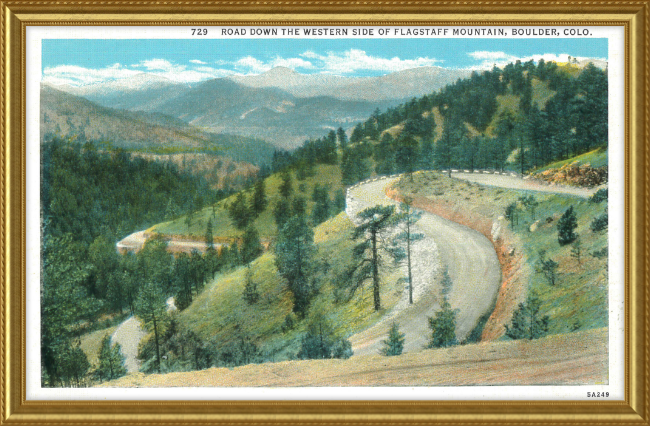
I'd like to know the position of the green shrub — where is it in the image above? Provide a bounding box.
[589,188,608,204]
[381,322,405,356]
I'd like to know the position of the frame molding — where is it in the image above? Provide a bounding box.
[2,2,648,424]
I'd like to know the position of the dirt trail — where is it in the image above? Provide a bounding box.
[450,171,599,198]
[111,316,148,373]
[116,230,223,254]
[346,177,501,356]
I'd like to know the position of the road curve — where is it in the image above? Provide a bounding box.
[450,171,600,198]
[111,316,147,373]
[346,177,502,356]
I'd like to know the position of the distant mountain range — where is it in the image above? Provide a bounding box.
[228,66,470,102]
[40,86,275,166]
[44,66,470,148]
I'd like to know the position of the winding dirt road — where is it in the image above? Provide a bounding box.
[116,230,223,254]
[346,177,502,356]
[111,316,147,373]
[450,171,599,198]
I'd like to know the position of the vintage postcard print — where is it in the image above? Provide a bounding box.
[25,24,625,401]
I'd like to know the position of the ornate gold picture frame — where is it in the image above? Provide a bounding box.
[2,1,648,424]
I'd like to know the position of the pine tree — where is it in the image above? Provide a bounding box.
[381,322,405,356]
[520,75,533,115]
[279,170,293,198]
[333,189,346,214]
[389,198,424,304]
[348,205,398,311]
[350,123,364,144]
[395,135,419,181]
[205,218,214,250]
[134,280,167,374]
[440,267,453,297]
[273,198,292,232]
[242,267,260,305]
[505,202,519,229]
[227,192,252,230]
[557,206,578,245]
[571,239,582,266]
[427,299,457,348]
[251,179,267,216]
[275,215,316,315]
[311,184,331,225]
[537,250,559,286]
[505,294,549,340]
[337,126,348,150]
[96,335,127,383]
[241,225,263,264]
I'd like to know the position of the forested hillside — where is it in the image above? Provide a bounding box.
[41,86,276,167]
[266,60,607,184]
[44,58,609,387]
[41,137,220,386]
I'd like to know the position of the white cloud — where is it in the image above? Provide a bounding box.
[42,50,446,87]
[466,51,607,70]
[272,57,313,70]
[42,64,141,86]
[468,51,512,61]
[299,49,441,74]
[234,56,268,73]
[230,55,314,74]
[42,59,234,86]
[135,58,185,72]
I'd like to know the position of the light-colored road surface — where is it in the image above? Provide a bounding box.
[450,171,599,198]
[116,230,221,254]
[111,316,148,373]
[346,177,501,356]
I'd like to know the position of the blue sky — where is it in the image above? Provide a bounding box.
[42,38,607,86]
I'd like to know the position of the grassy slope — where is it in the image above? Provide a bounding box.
[534,147,608,172]
[101,327,607,387]
[485,77,555,137]
[178,212,404,361]
[79,326,118,369]
[395,171,608,337]
[150,164,346,241]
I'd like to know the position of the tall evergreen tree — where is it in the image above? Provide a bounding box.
[96,335,127,383]
[337,126,348,150]
[134,280,167,374]
[242,267,260,305]
[311,184,331,225]
[241,225,263,264]
[395,135,419,181]
[227,192,252,230]
[279,170,293,199]
[275,215,316,315]
[251,179,268,216]
[505,294,549,340]
[348,205,398,311]
[557,206,578,246]
[205,218,214,250]
[389,198,424,304]
[273,198,292,232]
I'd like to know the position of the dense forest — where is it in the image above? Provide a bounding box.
[270,60,607,181]
[41,59,608,386]
[40,138,229,386]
